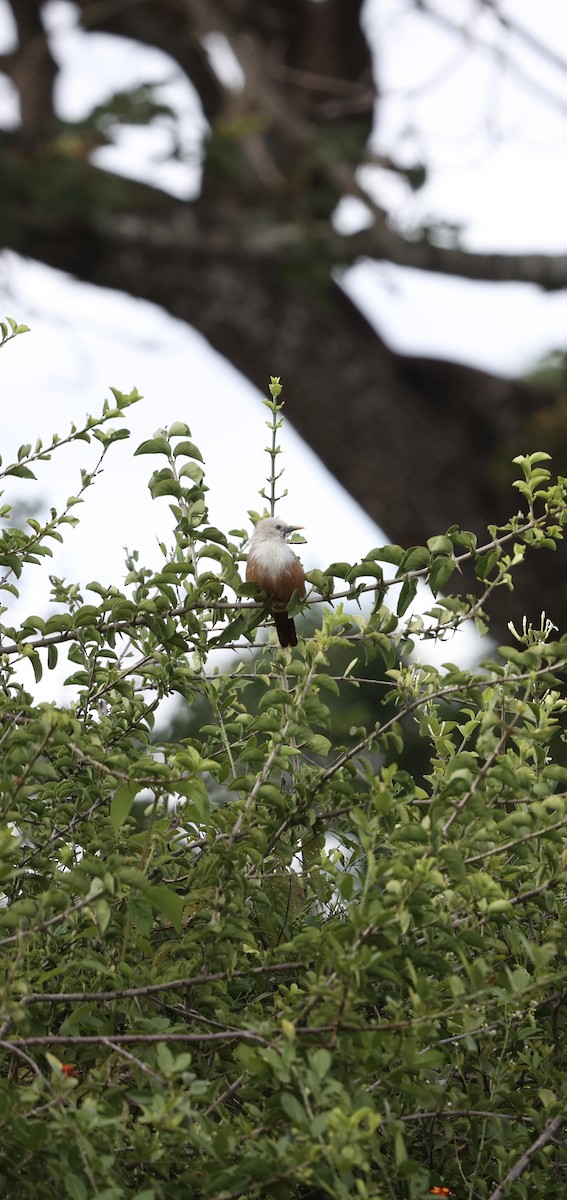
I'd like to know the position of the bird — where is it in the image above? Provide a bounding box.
[246,517,306,647]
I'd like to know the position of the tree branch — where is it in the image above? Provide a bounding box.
[3,1030,270,1048]
[19,961,304,1008]
[487,1114,564,1200]
[342,221,567,291]
[414,0,567,118]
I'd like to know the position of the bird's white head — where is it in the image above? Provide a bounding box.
[250,518,303,546]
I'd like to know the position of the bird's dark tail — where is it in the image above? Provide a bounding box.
[273,611,298,648]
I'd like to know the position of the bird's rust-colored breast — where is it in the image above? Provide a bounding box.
[246,553,305,603]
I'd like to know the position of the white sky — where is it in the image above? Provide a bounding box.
[0,0,566,689]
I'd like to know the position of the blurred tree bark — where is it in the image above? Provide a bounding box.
[1,0,566,632]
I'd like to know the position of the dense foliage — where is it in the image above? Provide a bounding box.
[2,341,567,1200]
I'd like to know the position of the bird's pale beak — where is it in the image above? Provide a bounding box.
[284,525,304,536]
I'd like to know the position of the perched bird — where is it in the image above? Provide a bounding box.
[246,517,306,647]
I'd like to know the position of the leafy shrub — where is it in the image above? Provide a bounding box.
[1,344,567,1200]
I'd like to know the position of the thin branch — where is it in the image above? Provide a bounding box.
[0,894,106,948]
[487,1114,564,1200]
[2,1030,271,1048]
[479,0,567,78]
[414,879,559,947]
[18,961,303,1008]
[204,1073,245,1118]
[0,1039,51,1086]
[465,815,567,866]
[266,659,567,851]
[317,660,567,795]
[414,0,567,119]
[442,707,524,835]
[394,1108,526,1124]
[341,220,567,291]
[100,1037,164,1083]
[226,734,287,851]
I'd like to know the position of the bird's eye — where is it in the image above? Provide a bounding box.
[275,524,282,531]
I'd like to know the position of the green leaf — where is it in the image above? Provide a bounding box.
[440,847,468,883]
[449,527,477,550]
[93,897,112,934]
[315,674,340,696]
[397,577,418,616]
[427,535,454,554]
[21,614,46,633]
[97,427,130,446]
[398,545,430,573]
[0,554,23,578]
[542,764,567,784]
[280,1092,306,1126]
[310,1048,331,1079]
[73,605,102,628]
[134,438,171,456]
[210,615,248,648]
[109,386,142,410]
[367,545,405,565]
[429,556,456,596]
[3,464,36,480]
[146,884,184,932]
[394,1130,407,1165]
[389,823,428,843]
[110,782,139,831]
[258,688,290,712]
[339,873,355,900]
[22,645,42,682]
[172,440,204,462]
[168,421,191,437]
[45,614,73,634]
[178,462,205,484]
[327,561,354,579]
[128,896,153,935]
[156,1042,174,1076]
[346,562,384,582]
[65,1174,87,1200]
[303,733,332,757]
[304,569,332,592]
[86,580,109,597]
[476,548,500,579]
[149,470,182,500]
